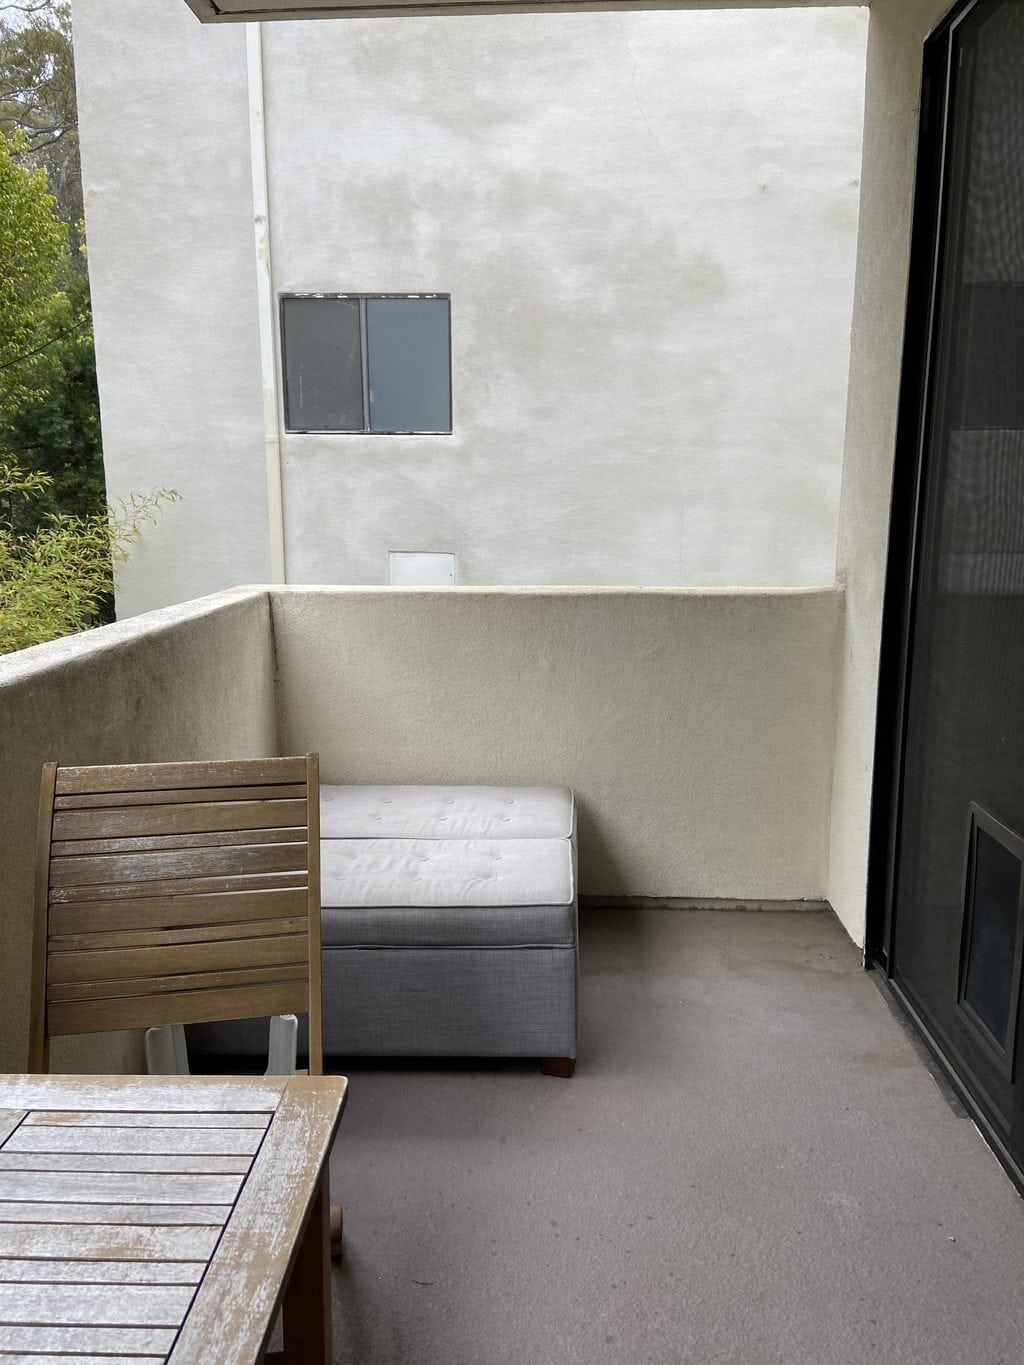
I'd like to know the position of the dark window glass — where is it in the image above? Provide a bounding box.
[954,284,1024,430]
[280,295,451,434]
[281,297,363,432]
[964,825,1022,1047]
[366,297,451,433]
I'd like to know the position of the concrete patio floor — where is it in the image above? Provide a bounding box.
[323,908,1024,1364]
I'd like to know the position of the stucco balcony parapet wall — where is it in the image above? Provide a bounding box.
[0,583,843,1072]
[0,587,278,1075]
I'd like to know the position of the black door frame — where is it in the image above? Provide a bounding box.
[866,0,1024,1191]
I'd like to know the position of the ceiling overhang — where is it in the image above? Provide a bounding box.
[185,0,863,20]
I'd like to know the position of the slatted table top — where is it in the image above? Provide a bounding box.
[0,1072,347,1363]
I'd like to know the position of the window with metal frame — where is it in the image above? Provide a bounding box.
[280,294,452,435]
[958,805,1024,1078]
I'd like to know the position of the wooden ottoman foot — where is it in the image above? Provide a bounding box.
[541,1057,575,1078]
[330,1203,343,1260]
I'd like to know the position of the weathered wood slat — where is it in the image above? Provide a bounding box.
[0,1200,230,1225]
[5,1125,263,1157]
[0,1067,340,1363]
[0,1324,176,1355]
[25,758,328,1357]
[0,1221,220,1260]
[53,798,308,841]
[0,1355,162,1365]
[25,1110,269,1130]
[47,978,309,1035]
[0,1153,251,1175]
[53,826,307,857]
[0,1256,207,1284]
[0,1076,284,1113]
[50,841,307,889]
[48,962,307,1005]
[48,888,308,936]
[49,870,307,905]
[0,1353,166,1364]
[168,1075,347,1365]
[29,764,58,1074]
[55,758,307,795]
[50,916,308,954]
[0,1281,193,1328]
[0,1170,243,1206]
[307,752,324,1077]
[279,1172,330,1365]
[48,933,308,987]
[0,1111,25,1150]
[48,933,307,986]
[55,783,308,809]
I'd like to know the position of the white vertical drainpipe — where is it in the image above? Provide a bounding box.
[246,22,287,583]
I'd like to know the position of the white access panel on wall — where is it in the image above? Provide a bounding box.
[388,552,456,586]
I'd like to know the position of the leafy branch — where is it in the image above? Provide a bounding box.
[0,459,180,653]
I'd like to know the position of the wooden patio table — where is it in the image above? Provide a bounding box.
[0,1071,347,1364]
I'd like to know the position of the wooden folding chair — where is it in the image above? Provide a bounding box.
[29,753,342,1251]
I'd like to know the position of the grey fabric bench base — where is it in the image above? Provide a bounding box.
[191,945,576,1059]
[190,785,578,1072]
[322,946,577,1056]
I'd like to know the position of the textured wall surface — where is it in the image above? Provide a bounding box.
[271,585,844,900]
[73,0,867,610]
[72,0,271,618]
[0,591,276,1072]
[267,8,867,591]
[827,0,951,946]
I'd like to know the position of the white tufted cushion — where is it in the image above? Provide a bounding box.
[320,785,574,841]
[319,837,574,947]
[321,837,572,908]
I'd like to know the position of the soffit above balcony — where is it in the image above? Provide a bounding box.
[184,0,863,21]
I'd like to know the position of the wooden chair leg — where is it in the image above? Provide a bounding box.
[281,1170,332,1365]
[330,1202,343,1260]
[541,1057,576,1078]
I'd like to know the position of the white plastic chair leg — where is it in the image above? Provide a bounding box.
[145,1023,190,1076]
[145,1016,295,1078]
[266,1014,298,1076]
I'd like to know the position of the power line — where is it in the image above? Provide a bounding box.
[0,316,87,373]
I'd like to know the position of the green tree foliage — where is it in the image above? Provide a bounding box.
[0,5,102,524]
[0,457,178,653]
[0,125,71,420]
[4,267,104,528]
[0,120,100,527]
[0,5,100,539]
[0,120,177,652]
[0,2,81,241]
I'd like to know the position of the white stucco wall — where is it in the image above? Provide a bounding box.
[72,0,272,618]
[826,0,951,946]
[272,585,843,900]
[267,8,867,590]
[73,0,867,611]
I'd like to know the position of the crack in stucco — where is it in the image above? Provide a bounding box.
[617,15,697,200]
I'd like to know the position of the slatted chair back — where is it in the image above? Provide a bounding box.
[29,755,323,1075]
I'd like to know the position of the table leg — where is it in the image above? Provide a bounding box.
[282,1168,332,1365]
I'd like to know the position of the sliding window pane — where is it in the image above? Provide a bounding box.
[366,297,451,433]
[282,297,363,431]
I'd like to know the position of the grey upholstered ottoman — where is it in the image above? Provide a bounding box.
[318,785,578,1075]
[190,785,578,1076]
